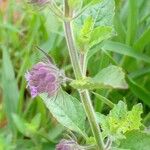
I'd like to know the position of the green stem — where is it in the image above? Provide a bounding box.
[79,53,87,76]
[64,21,82,79]
[63,1,105,149]
[93,92,115,108]
[79,90,105,150]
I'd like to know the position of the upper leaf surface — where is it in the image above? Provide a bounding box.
[119,131,150,150]
[40,90,87,137]
[96,101,143,142]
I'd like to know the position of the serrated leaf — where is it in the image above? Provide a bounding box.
[40,90,87,138]
[96,101,143,142]
[93,65,128,89]
[109,102,143,134]
[109,101,127,121]
[119,131,150,150]
[74,0,115,50]
[76,0,115,27]
[127,104,143,130]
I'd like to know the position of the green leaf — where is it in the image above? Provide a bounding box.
[93,65,128,89]
[77,0,115,26]
[126,0,138,45]
[127,77,150,107]
[75,0,115,50]
[127,104,143,129]
[96,113,110,138]
[133,27,150,52]
[109,101,127,120]
[109,102,142,134]
[102,41,150,63]
[129,67,150,79]
[77,17,94,51]
[12,114,43,137]
[12,114,28,136]
[96,101,143,142]
[40,90,87,139]
[70,66,128,90]
[119,131,150,150]
[89,26,113,48]
[2,47,19,132]
[30,113,41,130]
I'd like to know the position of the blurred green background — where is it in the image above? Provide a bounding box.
[0,0,150,149]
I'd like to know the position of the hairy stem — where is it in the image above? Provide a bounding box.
[64,22,82,79]
[79,53,87,76]
[63,1,105,149]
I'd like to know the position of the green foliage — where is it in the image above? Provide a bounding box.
[93,65,128,89]
[89,26,113,48]
[119,131,150,150]
[127,77,150,107]
[102,41,150,63]
[70,65,128,89]
[0,0,150,149]
[75,0,115,52]
[96,101,143,142]
[40,90,87,138]
[12,113,41,137]
[78,0,115,26]
[2,47,19,133]
[77,16,94,52]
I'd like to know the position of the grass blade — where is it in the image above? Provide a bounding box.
[127,77,150,107]
[126,0,138,45]
[102,41,150,63]
[133,27,150,52]
[2,46,19,132]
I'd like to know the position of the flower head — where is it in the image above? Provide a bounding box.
[25,61,65,98]
[56,139,83,150]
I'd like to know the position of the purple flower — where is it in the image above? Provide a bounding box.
[56,139,83,150]
[29,0,50,6]
[25,61,65,98]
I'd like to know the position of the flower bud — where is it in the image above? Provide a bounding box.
[56,139,83,150]
[25,61,65,98]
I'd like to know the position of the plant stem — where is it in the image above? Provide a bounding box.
[63,1,105,149]
[64,21,82,79]
[79,53,87,76]
[79,90,105,150]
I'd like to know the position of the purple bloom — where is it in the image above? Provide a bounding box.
[25,61,65,98]
[56,139,83,150]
